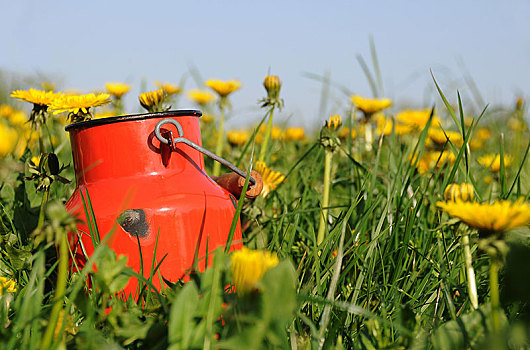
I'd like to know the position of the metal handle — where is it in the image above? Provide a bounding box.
[154,118,256,185]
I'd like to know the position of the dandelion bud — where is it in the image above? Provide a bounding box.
[42,153,60,175]
[516,96,524,111]
[444,184,460,202]
[459,183,474,201]
[444,183,474,202]
[263,75,281,96]
[31,156,41,167]
[325,115,342,130]
[260,75,283,110]
[139,89,165,113]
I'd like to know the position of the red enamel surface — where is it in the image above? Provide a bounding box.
[65,111,242,297]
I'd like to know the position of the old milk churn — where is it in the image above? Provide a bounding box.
[65,110,262,297]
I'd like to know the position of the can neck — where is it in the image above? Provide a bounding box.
[69,115,207,186]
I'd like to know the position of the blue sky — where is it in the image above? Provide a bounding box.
[2,0,529,129]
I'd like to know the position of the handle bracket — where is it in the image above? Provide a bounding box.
[154,118,256,185]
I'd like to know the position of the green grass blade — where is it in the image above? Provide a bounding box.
[431,70,460,128]
[224,157,253,253]
[505,139,530,199]
[369,35,383,96]
[356,54,378,97]
[499,133,507,195]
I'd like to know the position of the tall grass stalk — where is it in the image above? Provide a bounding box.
[258,106,275,163]
[212,104,226,176]
[317,150,333,245]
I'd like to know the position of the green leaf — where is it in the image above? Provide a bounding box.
[260,260,297,322]
[93,246,132,294]
[432,304,505,350]
[168,282,200,350]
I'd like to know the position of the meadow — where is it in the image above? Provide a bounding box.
[0,61,529,350]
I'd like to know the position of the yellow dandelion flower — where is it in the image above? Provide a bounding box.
[8,110,28,126]
[396,109,441,130]
[0,124,18,157]
[0,104,14,117]
[271,125,282,140]
[432,151,456,166]
[0,276,17,295]
[255,161,285,197]
[283,127,305,141]
[437,199,530,234]
[226,130,249,146]
[11,89,61,107]
[444,183,474,202]
[139,89,165,112]
[415,157,431,174]
[350,95,392,115]
[477,154,512,172]
[337,127,357,140]
[205,79,241,97]
[94,111,117,119]
[257,124,282,140]
[413,151,456,174]
[201,113,214,123]
[12,128,39,158]
[374,115,411,136]
[469,139,484,151]
[476,128,491,141]
[50,93,111,116]
[11,89,61,106]
[428,128,463,146]
[105,82,131,99]
[508,118,527,132]
[188,89,216,105]
[484,175,493,184]
[230,246,279,295]
[155,81,182,95]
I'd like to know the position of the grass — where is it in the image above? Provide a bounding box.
[0,68,529,349]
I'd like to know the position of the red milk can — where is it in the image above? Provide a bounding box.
[65,110,261,297]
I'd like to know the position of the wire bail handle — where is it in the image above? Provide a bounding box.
[154,118,256,185]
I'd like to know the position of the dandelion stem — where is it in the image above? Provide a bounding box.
[37,188,49,230]
[317,150,333,245]
[489,259,502,333]
[38,133,45,155]
[462,232,479,309]
[212,103,226,176]
[364,121,373,152]
[40,231,68,349]
[114,98,123,116]
[258,107,275,163]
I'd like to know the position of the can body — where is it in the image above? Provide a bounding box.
[65,110,241,297]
